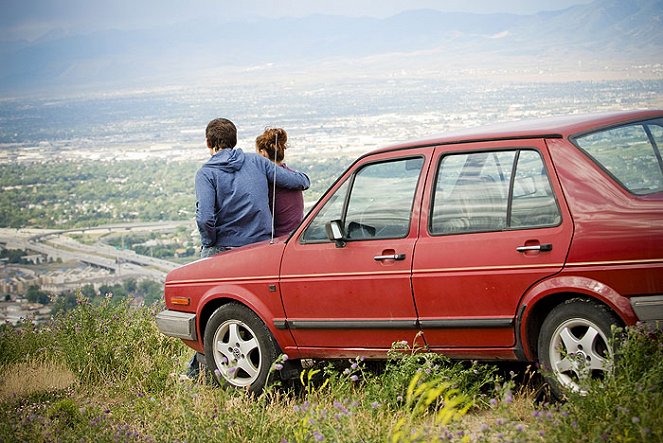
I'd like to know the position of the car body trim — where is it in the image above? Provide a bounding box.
[282,319,418,329]
[413,263,563,274]
[419,318,514,328]
[166,275,279,286]
[281,270,410,280]
[564,258,663,267]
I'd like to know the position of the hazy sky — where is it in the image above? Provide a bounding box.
[3,0,594,41]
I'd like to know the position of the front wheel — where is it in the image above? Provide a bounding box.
[203,303,279,394]
[538,298,621,398]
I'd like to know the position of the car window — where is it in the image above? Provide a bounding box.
[430,149,560,234]
[344,158,423,240]
[510,150,561,228]
[302,157,424,242]
[574,120,663,195]
[301,181,350,242]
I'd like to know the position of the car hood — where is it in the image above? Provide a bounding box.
[165,238,287,285]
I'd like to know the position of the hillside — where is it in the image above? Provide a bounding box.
[1,0,662,95]
[1,299,661,441]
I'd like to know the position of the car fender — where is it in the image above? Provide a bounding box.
[516,275,638,360]
[196,283,297,355]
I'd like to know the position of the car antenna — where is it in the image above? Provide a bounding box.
[270,131,278,244]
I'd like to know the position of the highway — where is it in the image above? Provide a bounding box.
[0,222,187,283]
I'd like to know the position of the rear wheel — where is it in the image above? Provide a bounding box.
[538,298,621,398]
[203,303,279,394]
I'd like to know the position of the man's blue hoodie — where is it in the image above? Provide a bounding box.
[195,148,310,248]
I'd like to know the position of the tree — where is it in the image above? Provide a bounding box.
[26,285,50,305]
[51,291,78,315]
[81,284,96,299]
[123,278,137,293]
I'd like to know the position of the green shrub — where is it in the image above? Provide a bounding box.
[543,325,663,442]
[0,319,54,366]
[49,295,187,392]
[1,300,661,443]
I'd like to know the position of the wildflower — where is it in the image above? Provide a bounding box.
[281,354,289,362]
[371,401,380,409]
[632,416,640,424]
[496,418,504,426]
[333,400,350,416]
[489,398,498,407]
[313,431,324,441]
[480,424,490,432]
[343,368,351,375]
[515,424,524,432]
[397,395,403,402]
[351,362,358,369]
[293,405,300,412]
[274,363,284,371]
[350,375,359,382]
[503,389,513,404]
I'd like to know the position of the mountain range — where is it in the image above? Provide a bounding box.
[1,0,662,96]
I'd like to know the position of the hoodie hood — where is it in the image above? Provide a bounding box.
[204,148,246,172]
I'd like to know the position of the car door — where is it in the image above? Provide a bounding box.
[413,139,573,350]
[278,150,429,350]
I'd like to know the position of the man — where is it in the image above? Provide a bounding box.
[195,118,310,258]
[185,117,310,379]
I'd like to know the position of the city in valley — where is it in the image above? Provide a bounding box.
[1,74,662,323]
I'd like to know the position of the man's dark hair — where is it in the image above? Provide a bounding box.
[206,118,237,150]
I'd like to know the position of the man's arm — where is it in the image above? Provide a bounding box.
[263,158,310,190]
[195,169,217,247]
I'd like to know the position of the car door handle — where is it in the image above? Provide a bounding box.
[374,253,406,261]
[516,243,553,252]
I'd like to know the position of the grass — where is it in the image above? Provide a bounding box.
[1,296,661,442]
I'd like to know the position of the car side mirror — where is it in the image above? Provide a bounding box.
[325,220,346,248]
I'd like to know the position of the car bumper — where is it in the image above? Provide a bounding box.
[630,295,663,330]
[156,310,197,340]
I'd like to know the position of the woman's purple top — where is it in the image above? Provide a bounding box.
[270,164,305,237]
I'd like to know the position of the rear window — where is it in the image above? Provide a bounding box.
[574,119,663,195]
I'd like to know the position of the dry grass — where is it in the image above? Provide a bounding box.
[0,360,77,401]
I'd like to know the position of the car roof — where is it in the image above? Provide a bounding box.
[373,109,663,154]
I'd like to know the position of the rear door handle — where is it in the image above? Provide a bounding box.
[374,253,406,261]
[516,243,552,252]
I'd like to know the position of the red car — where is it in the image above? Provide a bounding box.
[157,110,663,396]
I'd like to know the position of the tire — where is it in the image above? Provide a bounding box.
[538,298,621,398]
[203,303,279,395]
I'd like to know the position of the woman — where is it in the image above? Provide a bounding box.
[255,127,305,237]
